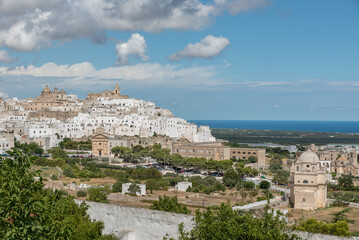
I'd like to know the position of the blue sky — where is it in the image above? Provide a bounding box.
[0,0,358,121]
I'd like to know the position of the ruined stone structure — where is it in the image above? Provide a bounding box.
[289,150,327,210]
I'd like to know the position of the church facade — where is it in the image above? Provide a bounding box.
[289,150,327,210]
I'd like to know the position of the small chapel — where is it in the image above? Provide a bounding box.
[289,150,327,210]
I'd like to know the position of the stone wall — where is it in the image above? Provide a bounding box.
[76,200,193,240]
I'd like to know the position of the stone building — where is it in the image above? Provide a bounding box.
[87,84,129,100]
[230,148,266,166]
[172,142,231,160]
[91,128,178,157]
[289,150,327,210]
[0,132,14,154]
[331,151,359,176]
[297,144,359,175]
[92,128,109,157]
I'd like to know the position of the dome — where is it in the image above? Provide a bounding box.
[298,150,319,164]
[42,85,51,94]
[94,128,105,134]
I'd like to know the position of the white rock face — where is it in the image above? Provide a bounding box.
[76,200,193,240]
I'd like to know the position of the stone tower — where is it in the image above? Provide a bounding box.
[289,150,327,210]
[114,83,120,95]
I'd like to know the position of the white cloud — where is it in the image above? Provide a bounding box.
[0,0,270,52]
[170,35,230,60]
[0,50,17,64]
[0,61,219,88]
[116,33,149,65]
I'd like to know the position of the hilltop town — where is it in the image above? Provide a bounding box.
[0,85,215,151]
[1,85,359,239]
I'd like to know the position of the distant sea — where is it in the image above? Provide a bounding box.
[189,120,359,133]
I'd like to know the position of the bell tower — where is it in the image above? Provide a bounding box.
[114,83,120,95]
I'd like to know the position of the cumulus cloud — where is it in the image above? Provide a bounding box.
[116,33,149,65]
[0,61,218,88]
[0,0,270,52]
[0,50,17,64]
[170,35,230,60]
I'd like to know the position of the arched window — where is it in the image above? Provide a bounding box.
[303,180,308,183]
[296,166,300,171]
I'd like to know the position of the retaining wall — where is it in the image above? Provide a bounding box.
[76,200,193,240]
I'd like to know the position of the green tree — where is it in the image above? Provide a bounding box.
[297,218,351,237]
[112,179,129,192]
[273,170,290,185]
[0,149,106,240]
[338,175,354,190]
[88,187,109,203]
[331,208,355,224]
[63,165,77,178]
[146,179,159,194]
[260,180,270,189]
[128,183,141,195]
[151,195,190,214]
[165,203,299,240]
[248,156,257,163]
[223,168,238,189]
[243,181,255,189]
[143,167,162,180]
[17,142,44,155]
[111,146,131,159]
[50,147,68,159]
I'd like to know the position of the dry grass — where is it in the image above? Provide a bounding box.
[106,188,273,215]
[60,177,117,186]
[289,207,359,233]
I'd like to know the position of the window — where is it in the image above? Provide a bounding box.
[296,166,299,171]
[303,180,308,183]
[302,198,306,202]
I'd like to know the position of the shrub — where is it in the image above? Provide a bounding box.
[151,195,190,214]
[243,181,255,189]
[112,179,130,193]
[88,187,109,203]
[51,175,58,180]
[77,190,87,197]
[165,203,299,240]
[297,218,351,237]
[259,180,270,189]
